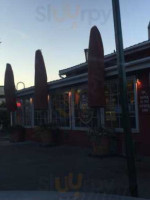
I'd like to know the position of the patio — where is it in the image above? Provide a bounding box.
[0,140,149,199]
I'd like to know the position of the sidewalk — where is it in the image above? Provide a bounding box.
[0,191,147,200]
[0,141,149,198]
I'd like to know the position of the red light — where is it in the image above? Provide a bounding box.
[17,102,22,108]
[136,79,142,88]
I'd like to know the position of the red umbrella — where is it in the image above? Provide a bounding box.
[88,26,105,108]
[34,50,48,110]
[4,64,17,112]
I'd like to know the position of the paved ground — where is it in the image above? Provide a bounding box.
[0,139,149,199]
[0,191,147,200]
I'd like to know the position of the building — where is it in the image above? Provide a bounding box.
[0,86,9,129]
[0,86,5,105]
[14,27,150,156]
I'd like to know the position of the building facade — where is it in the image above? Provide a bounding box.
[0,86,9,129]
[15,39,150,155]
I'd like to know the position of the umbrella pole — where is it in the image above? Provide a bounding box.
[112,0,138,196]
[10,112,13,127]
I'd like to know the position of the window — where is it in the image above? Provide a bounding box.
[51,91,70,127]
[73,88,98,128]
[15,78,137,130]
[15,98,33,126]
[105,78,137,130]
[15,99,23,125]
[24,99,32,126]
[0,98,5,106]
[34,110,48,126]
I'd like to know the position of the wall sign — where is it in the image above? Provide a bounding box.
[79,91,93,124]
[139,88,150,114]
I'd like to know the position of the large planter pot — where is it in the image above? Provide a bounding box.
[92,136,109,156]
[10,126,25,142]
[34,125,60,146]
[41,131,53,146]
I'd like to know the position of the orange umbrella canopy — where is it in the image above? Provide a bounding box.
[34,50,48,110]
[88,26,105,107]
[4,64,17,112]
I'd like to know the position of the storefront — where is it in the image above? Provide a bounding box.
[15,39,150,155]
[0,86,9,129]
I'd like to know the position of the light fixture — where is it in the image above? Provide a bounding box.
[69,92,72,97]
[17,102,22,108]
[30,98,33,104]
[136,79,142,88]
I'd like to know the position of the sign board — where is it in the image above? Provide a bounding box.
[139,88,150,114]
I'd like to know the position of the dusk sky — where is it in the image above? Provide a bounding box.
[0,0,150,88]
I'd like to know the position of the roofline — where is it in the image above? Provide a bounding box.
[59,63,86,77]
[59,40,150,76]
[16,56,150,97]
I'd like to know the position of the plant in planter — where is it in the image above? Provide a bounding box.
[34,123,60,146]
[9,125,26,142]
[34,126,52,146]
[88,126,115,156]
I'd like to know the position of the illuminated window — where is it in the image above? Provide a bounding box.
[74,88,98,128]
[105,79,137,129]
[51,91,70,127]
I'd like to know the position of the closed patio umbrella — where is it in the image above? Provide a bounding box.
[4,63,17,112]
[88,26,105,108]
[34,50,48,110]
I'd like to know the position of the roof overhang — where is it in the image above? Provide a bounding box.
[16,57,150,98]
[59,40,150,76]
